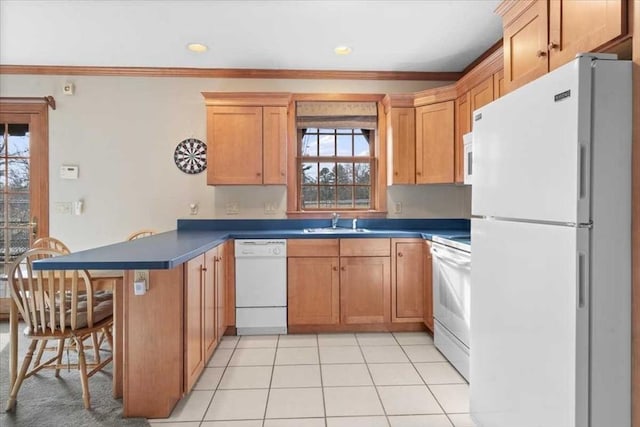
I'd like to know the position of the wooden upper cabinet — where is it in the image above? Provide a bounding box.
[389,107,416,185]
[203,92,291,185]
[470,76,495,113]
[262,106,287,184]
[415,101,455,184]
[548,0,626,70]
[501,0,549,92]
[207,106,263,184]
[498,0,627,92]
[493,69,505,99]
[454,93,471,184]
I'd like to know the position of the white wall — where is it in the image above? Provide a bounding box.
[1,74,470,250]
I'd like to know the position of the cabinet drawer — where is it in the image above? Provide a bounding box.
[340,238,390,257]
[288,239,339,257]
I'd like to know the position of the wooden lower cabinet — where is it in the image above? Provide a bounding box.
[424,241,434,332]
[183,244,227,393]
[288,257,340,325]
[184,254,206,393]
[391,239,425,322]
[340,256,391,324]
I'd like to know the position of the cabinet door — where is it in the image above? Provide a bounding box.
[470,76,495,114]
[340,257,391,324]
[288,257,340,325]
[454,93,471,184]
[548,0,626,70]
[207,106,263,184]
[503,0,549,92]
[424,242,434,332]
[392,240,424,322]
[263,106,287,184]
[184,255,205,392]
[216,245,227,340]
[493,69,505,99]
[203,249,217,361]
[389,107,416,184]
[415,101,455,184]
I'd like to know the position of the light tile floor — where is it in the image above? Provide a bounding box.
[148,332,475,427]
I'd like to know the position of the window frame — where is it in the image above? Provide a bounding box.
[286,93,388,218]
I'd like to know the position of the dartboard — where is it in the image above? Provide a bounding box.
[174,138,206,174]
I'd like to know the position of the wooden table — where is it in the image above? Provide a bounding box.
[8,270,124,400]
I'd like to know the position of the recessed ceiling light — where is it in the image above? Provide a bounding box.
[187,43,208,53]
[334,46,352,55]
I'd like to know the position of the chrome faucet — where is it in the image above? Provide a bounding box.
[352,218,358,230]
[331,212,340,229]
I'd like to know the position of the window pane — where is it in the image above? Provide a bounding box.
[301,162,318,184]
[354,128,363,134]
[8,193,30,223]
[337,163,353,184]
[0,124,6,155]
[9,228,30,261]
[355,186,370,208]
[354,134,370,156]
[301,133,318,157]
[318,134,335,156]
[7,158,30,191]
[318,128,335,134]
[302,186,318,209]
[306,128,318,133]
[354,163,370,184]
[319,186,335,208]
[337,186,354,209]
[336,128,351,134]
[318,163,336,184]
[0,193,4,223]
[337,134,353,156]
[7,124,29,156]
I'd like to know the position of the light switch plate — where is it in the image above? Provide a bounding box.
[394,202,402,214]
[225,202,239,215]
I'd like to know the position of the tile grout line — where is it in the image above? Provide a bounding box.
[199,337,238,425]
[395,334,459,426]
[260,335,279,427]
[356,333,392,427]
[314,333,329,427]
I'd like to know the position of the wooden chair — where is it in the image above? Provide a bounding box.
[32,236,71,254]
[126,229,155,241]
[5,248,114,411]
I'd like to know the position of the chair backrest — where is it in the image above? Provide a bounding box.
[8,248,96,334]
[32,236,71,254]
[126,229,155,241]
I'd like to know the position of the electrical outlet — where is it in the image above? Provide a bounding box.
[264,202,277,215]
[394,202,402,214]
[133,270,149,295]
[55,202,72,214]
[225,202,239,215]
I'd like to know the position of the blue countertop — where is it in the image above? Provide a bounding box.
[33,218,469,270]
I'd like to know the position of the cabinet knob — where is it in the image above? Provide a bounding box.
[398,252,403,257]
[416,171,422,176]
[536,50,547,58]
[332,266,338,271]
[341,266,346,271]
[394,171,399,176]
[201,266,207,272]
[256,172,262,177]
[548,42,558,51]
[280,171,285,177]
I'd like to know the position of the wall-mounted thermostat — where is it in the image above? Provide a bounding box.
[60,165,79,179]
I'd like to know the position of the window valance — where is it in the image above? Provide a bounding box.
[296,101,377,130]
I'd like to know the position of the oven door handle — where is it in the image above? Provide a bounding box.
[430,246,471,268]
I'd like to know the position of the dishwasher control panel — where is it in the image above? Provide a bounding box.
[235,239,287,257]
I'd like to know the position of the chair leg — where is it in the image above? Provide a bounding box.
[5,340,38,412]
[33,340,48,366]
[75,337,91,409]
[91,332,101,363]
[54,338,66,377]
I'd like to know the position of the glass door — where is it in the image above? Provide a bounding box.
[0,102,49,318]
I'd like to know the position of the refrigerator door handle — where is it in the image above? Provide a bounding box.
[577,253,586,308]
[579,144,587,200]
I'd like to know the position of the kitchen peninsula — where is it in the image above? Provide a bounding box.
[25,218,468,418]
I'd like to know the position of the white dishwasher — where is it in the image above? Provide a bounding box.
[235,239,287,335]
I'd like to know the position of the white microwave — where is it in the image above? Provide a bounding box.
[463,132,473,185]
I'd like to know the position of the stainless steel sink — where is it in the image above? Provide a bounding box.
[303,227,371,234]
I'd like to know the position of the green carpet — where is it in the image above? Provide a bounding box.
[0,321,149,427]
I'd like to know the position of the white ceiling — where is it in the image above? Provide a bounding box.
[0,0,503,73]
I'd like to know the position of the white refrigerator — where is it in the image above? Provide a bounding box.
[470,54,632,427]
